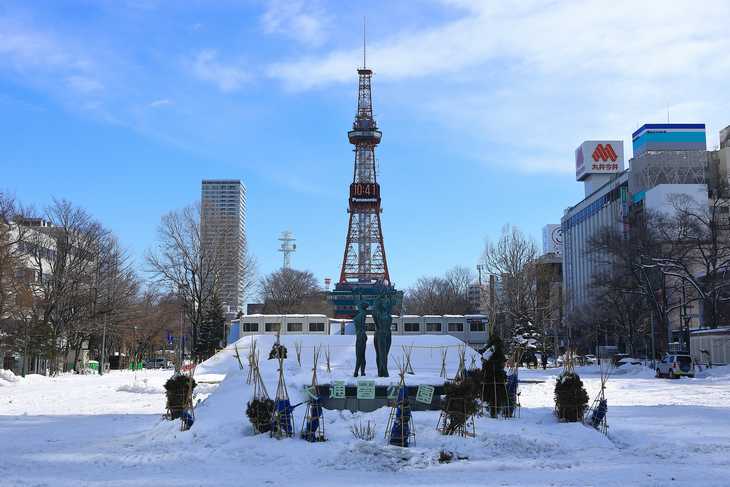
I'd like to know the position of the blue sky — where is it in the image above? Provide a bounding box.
[2,0,730,290]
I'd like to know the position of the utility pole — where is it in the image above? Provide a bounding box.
[176,284,187,373]
[489,274,497,336]
[99,314,107,376]
[650,312,656,368]
[178,306,184,372]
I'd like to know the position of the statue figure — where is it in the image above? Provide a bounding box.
[353,302,369,377]
[372,292,395,377]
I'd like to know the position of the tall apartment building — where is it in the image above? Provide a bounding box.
[201,179,247,314]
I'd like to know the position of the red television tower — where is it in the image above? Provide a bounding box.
[330,31,400,318]
[338,47,390,284]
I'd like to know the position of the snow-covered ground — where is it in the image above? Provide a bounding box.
[2,335,730,487]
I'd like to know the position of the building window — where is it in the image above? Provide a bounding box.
[242,322,258,332]
[426,322,442,332]
[391,323,398,332]
[366,323,376,332]
[404,322,420,332]
[287,322,303,332]
[470,321,486,332]
[448,322,464,332]
[309,322,325,332]
[265,322,280,332]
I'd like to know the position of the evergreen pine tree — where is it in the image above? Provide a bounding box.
[554,371,589,422]
[480,333,509,417]
[196,293,226,360]
[512,320,541,367]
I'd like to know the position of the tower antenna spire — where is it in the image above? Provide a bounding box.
[363,16,366,69]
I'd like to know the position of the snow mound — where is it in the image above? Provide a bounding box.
[696,364,730,379]
[611,364,653,377]
[0,369,19,384]
[197,333,482,387]
[117,379,164,394]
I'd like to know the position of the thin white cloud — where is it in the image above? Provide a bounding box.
[148,98,173,108]
[269,1,730,88]
[261,0,330,47]
[0,19,92,73]
[0,17,106,100]
[267,0,730,173]
[66,75,103,94]
[191,49,250,93]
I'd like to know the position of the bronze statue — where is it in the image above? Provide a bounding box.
[353,302,368,377]
[372,292,395,377]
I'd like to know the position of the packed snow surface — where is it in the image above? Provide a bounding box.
[2,336,730,486]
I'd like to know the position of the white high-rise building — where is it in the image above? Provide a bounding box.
[201,179,247,314]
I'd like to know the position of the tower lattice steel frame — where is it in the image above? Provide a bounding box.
[338,63,391,285]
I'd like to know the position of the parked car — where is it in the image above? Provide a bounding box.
[656,354,695,378]
[144,358,172,369]
[584,354,597,365]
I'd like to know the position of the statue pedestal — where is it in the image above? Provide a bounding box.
[317,383,444,413]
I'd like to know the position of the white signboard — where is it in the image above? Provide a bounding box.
[356,380,376,400]
[415,385,435,404]
[542,224,563,255]
[575,140,624,181]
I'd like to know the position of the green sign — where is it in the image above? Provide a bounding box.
[416,384,435,404]
[386,384,399,400]
[356,380,376,400]
[330,381,346,399]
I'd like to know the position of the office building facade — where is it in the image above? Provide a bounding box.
[561,123,725,321]
[562,171,629,310]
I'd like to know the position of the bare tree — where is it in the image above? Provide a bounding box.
[403,266,475,315]
[82,234,139,373]
[0,192,28,363]
[146,202,255,355]
[586,206,696,357]
[259,268,324,314]
[481,225,539,340]
[8,200,110,373]
[120,287,179,362]
[658,186,730,330]
[1,195,141,374]
[0,192,21,321]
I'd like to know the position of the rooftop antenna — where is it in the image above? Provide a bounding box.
[278,230,296,269]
